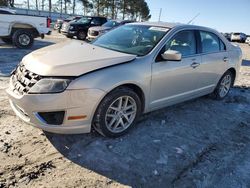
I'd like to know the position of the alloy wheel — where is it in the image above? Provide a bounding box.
[105,96,137,133]
[219,74,232,98]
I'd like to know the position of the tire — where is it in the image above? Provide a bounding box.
[66,35,73,39]
[93,87,142,137]
[77,31,86,40]
[12,29,34,49]
[210,71,233,100]
[1,37,12,44]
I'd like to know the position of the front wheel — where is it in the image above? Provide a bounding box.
[77,31,86,40]
[93,87,142,137]
[210,71,233,100]
[12,29,34,49]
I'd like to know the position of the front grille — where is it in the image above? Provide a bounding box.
[89,30,99,36]
[11,64,41,95]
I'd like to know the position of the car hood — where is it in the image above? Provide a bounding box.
[22,40,136,76]
[89,26,111,31]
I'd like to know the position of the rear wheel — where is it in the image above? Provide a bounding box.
[77,31,86,40]
[93,87,142,137]
[12,29,34,49]
[210,71,233,100]
[1,37,12,44]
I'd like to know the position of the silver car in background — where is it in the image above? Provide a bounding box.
[246,36,250,45]
[87,19,133,40]
[6,22,242,137]
[231,32,247,43]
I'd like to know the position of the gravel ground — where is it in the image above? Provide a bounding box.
[0,32,250,188]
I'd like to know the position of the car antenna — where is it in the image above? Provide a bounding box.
[187,13,200,24]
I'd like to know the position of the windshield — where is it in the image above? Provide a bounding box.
[92,25,169,56]
[102,20,120,28]
[77,17,92,24]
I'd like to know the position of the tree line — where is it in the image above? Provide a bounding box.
[0,0,151,21]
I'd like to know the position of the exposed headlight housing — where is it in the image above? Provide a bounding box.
[28,78,71,94]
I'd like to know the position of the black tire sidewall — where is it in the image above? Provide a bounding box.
[93,88,142,137]
[212,71,233,100]
[12,30,34,49]
[77,31,86,40]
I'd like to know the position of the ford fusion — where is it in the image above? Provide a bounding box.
[6,22,242,137]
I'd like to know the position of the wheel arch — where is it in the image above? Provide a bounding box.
[9,22,39,37]
[102,83,146,113]
[227,67,236,85]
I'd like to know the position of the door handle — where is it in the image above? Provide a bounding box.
[190,62,200,68]
[223,57,229,62]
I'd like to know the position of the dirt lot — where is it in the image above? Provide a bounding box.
[0,32,250,188]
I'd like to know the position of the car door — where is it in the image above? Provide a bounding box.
[0,10,12,36]
[150,30,202,110]
[197,31,228,91]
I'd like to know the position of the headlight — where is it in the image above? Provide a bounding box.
[69,26,74,30]
[99,30,108,34]
[28,78,71,94]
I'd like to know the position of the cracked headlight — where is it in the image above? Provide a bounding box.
[28,78,71,94]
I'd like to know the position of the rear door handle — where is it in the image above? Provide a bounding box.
[223,57,229,62]
[190,62,200,68]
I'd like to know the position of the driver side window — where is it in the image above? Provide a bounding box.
[165,30,196,57]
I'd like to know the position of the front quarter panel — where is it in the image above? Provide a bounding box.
[67,58,152,112]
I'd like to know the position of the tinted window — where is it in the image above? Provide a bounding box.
[91,18,101,25]
[200,31,220,53]
[165,30,196,57]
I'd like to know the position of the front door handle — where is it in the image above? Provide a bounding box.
[190,62,200,68]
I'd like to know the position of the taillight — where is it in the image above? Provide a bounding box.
[47,17,51,28]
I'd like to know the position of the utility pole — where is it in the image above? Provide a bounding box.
[35,0,38,10]
[41,0,44,11]
[27,0,30,10]
[158,8,162,22]
[60,0,63,17]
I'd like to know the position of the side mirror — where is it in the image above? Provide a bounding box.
[161,50,182,61]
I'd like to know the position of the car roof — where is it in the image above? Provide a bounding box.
[128,21,184,28]
[127,21,223,35]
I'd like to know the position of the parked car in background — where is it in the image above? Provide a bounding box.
[54,16,82,33]
[61,16,107,40]
[53,18,64,31]
[0,7,51,48]
[246,36,250,45]
[231,32,247,43]
[59,16,82,33]
[223,33,231,41]
[87,19,134,41]
[7,22,242,137]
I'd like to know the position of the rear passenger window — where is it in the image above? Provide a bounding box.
[200,31,220,53]
[165,30,196,57]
